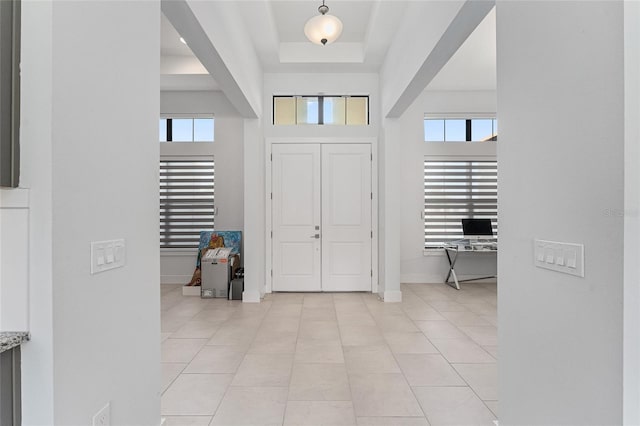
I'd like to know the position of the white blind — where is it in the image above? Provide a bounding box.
[424,159,497,248]
[160,157,215,249]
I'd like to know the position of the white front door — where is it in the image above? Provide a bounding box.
[272,144,322,291]
[272,143,372,292]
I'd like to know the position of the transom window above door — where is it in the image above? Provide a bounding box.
[273,95,369,126]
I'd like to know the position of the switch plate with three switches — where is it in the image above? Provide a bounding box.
[91,239,126,274]
[534,239,584,277]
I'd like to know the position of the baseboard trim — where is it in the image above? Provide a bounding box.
[383,290,402,303]
[161,274,191,285]
[242,291,261,303]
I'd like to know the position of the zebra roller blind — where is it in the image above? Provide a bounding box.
[160,157,214,249]
[424,159,497,248]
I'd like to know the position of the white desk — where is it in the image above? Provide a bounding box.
[443,239,497,290]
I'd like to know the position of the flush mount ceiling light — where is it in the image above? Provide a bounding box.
[304,0,343,46]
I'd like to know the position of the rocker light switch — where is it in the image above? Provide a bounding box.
[91,239,126,274]
[534,239,584,277]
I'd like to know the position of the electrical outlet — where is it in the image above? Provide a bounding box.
[92,402,110,426]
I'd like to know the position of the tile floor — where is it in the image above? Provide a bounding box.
[160,281,498,426]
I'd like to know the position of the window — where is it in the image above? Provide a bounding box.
[424,117,497,142]
[273,96,369,125]
[424,159,497,248]
[159,117,214,142]
[160,157,215,249]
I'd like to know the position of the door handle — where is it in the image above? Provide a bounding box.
[310,234,320,239]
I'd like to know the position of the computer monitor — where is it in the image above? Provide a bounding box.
[462,218,493,240]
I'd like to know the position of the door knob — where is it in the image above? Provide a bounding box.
[310,234,320,239]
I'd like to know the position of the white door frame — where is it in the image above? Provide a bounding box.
[265,137,378,294]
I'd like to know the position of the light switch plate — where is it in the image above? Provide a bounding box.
[91,239,125,274]
[534,239,584,277]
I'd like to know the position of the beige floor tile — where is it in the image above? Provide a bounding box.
[484,400,498,417]
[211,387,288,426]
[191,308,235,323]
[166,303,206,319]
[299,320,341,340]
[259,319,301,334]
[430,339,495,364]
[336,312,377,326]
[357,417,430,426]
[376,315,420,333]
[271,293,305,304]
[289,363,351,401]
[161,332,173,343]
[161,374,233,416]
[344,345,401,373]
[349,373,424,417]
[183,345,245,374]
[453,363,498,401]
[206,327,256,348]
[428,300,470,313]
[403,307,447,321]
[265,303,303,317]
[231,354,294,387]
[284,401,357,426]
[440,311,493,327]
[458,326,498,346]
[161,316,190,333]
[413,386,496,426]
[396,354,466,387]
[414,321,468,339]
[483,345,498,359]
[171,320,224,339]
[481,313,498,326]
[161,363,186,393]
[295,339,345,363]
[249,331,298,354]
[161,416,213,426]
[302,306,337,321]
[384,332,439,354]
[303,293,336,308]
[340,324,385,346]
[459,302,496,316]
[161,339,208,363]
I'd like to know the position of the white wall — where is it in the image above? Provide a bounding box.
[160,91,244,284]
[497,1,624,424]
[19,1,55,422]
[624,0,640,423]
[0,189,29,331]
[17,2,161,424]
[398,90,497,283]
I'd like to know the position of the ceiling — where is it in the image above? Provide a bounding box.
[160,1,496,92]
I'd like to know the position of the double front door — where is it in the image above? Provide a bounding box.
[272,143,372,292]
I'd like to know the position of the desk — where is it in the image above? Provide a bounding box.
[443,240,497,290]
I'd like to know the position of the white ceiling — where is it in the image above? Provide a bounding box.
[160,1,496,91]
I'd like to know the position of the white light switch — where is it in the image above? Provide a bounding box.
[533,239,584,277]
[91,239,126,274]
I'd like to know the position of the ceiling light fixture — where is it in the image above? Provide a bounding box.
[304,0,343,46]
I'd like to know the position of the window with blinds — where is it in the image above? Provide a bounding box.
[424,159,497,248]
[160,157,215,249]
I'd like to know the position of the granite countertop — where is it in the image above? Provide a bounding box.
[0,332,30,354]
